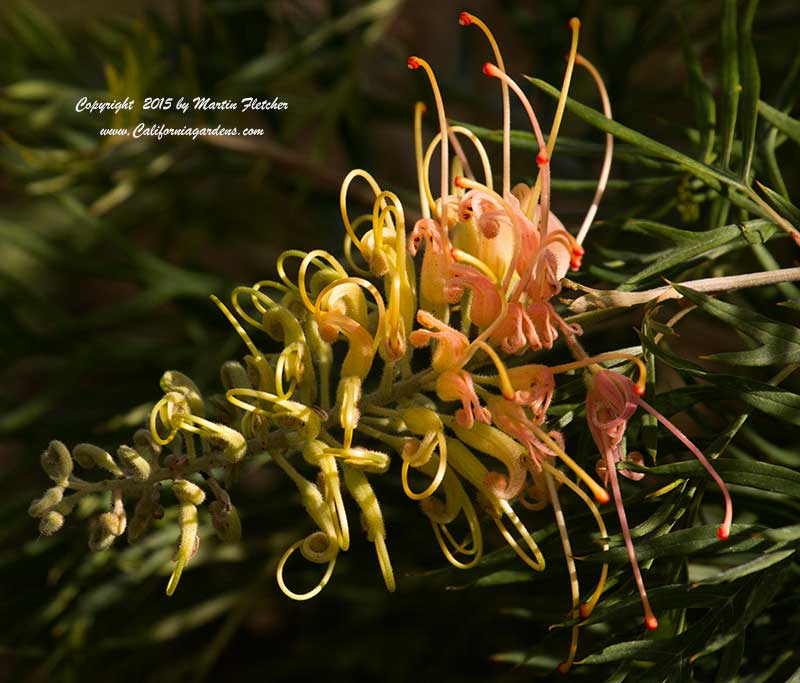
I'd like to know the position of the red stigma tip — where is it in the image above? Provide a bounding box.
[570,258,582,271]
[717,526,729,540]
[556,662,571,675]
[633,384,645,396]
[595,489,610,505]
[536,153,549,166]
[458,12,472,26]
[569,17,581,30]
[454,176,466,188]
[482,62,494,76]
[575,245,585,255]
[407,56,420,70]
[579,603,591,619]
[645,615,659,631]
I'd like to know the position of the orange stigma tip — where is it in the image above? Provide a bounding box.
[633,383,645,396]
[575,245,585,255]
[569,17,581,30]
[556,662,571,675]
[454,176,466,188]
[482,62,495,76]
[536,153,549,166]
[458,12,472,26]
[407,56,420,70]
[595,489,610,505]
[717,526,729,540]
[579,603,591,619]
[645,615,659,631]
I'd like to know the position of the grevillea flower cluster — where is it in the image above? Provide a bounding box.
[29,13,735,673]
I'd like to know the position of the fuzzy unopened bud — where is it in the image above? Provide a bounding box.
[209,499,242,542]
[29,486,64,517]
[133,428,161,463]
[39,510,65,536]
[40,440,73,485]
[220,360,252,391]
[99,510,126,537]
[88,517,115,551]
[161,370,204,416]
[173,480,206,506]
[73,443,123,477]
[128,486,161,543]
[210,424,247,463]
[401,406,442,435]
[117,445,151,481]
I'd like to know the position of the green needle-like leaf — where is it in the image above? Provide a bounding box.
[672,284,800,366]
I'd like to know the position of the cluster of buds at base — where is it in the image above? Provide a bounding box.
[29,382,243,597]
[30,11,737,675]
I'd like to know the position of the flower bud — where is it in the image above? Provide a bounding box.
[72,443,123,477]
[133,428,161,463]
[209,499,242,542]
[161,370,204,416]
[39,510,65,536]
[220,360,252,391]
[401,406,442,435]
[28,486,64,517]
[40,440,73,485]
[210,424,247,463]
[243,354,276,393]
[128,486,161,543]
[99,510,126,537]
[173,480,206,506]
[117,445,151,481]
[88,517,115,551]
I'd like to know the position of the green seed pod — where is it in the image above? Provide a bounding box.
[161,370,204,417]
[39,510,65,536]
[40,440,73,485]
[88,517,115,551]
[28,486,64,517]
[208,499,242,542]
[72,443,123,477]
[117,445,151,481]
[173,480,205,506]
[99,510,126,537]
